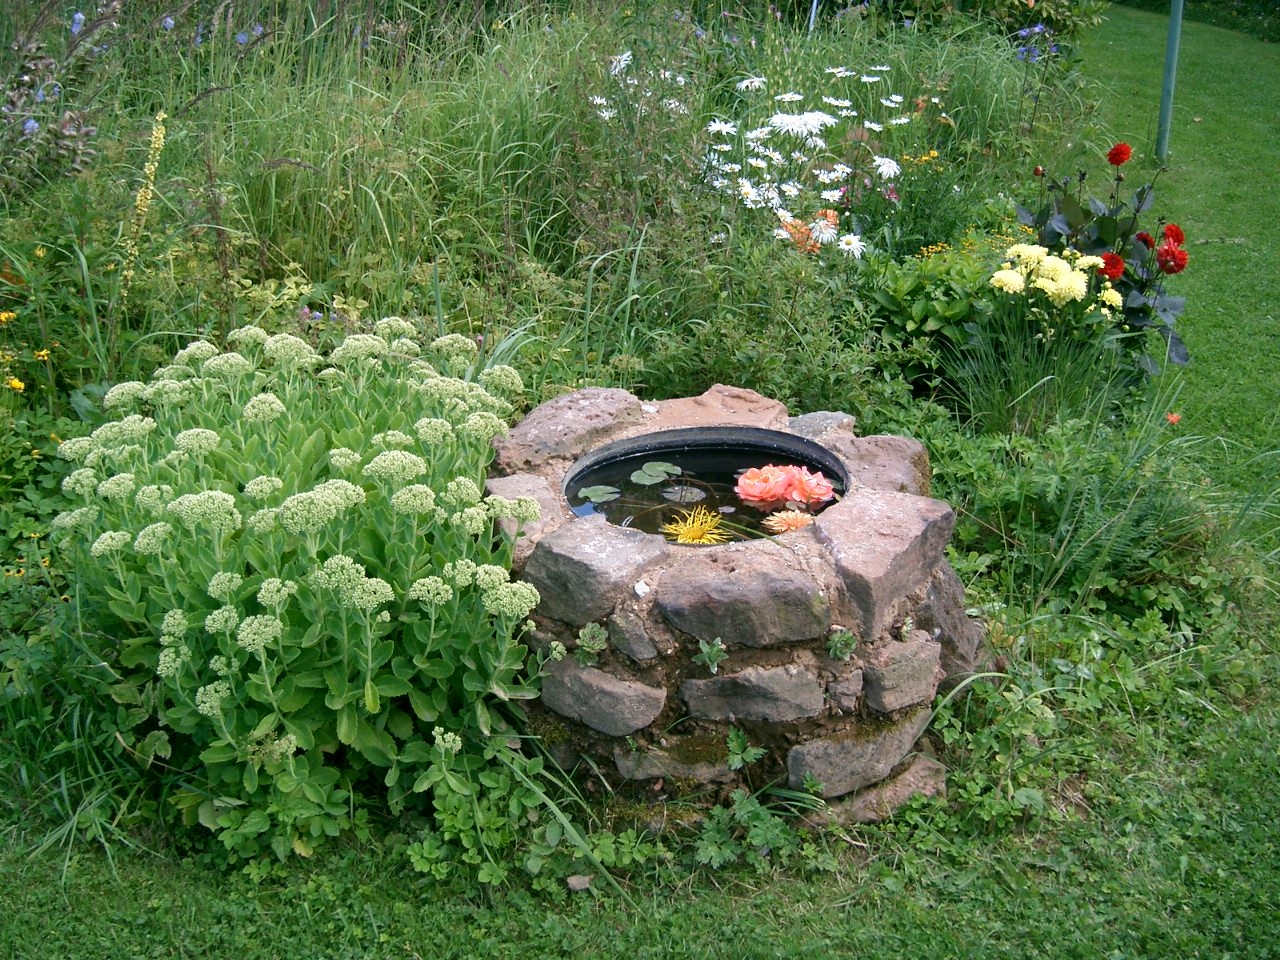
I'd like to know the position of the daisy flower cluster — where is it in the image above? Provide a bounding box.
[589,48,692,125]
[700,65,952,259]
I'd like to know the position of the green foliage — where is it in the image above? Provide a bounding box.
[573,622,609,667]
[45,320,545,859]
[826,628,858,661]
[725,728,767,771]
[692,636,728,675]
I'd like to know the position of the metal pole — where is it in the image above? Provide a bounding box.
[808,0,820,33]
[1155,0,1184,163]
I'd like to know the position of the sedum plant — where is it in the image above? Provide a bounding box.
[50,318,545,859]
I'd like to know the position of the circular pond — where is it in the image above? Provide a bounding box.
[564,426,851,540]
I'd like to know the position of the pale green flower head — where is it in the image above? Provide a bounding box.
[330,334,387,365]
[209,655,231,677]
[51,506,98,533]
[56,436,95,462]
[278,481,364,534]
[513,497,541,524]
[242,393,286,423]
[201,351,254,379]
[363,450,426,485]
[92,414,157,447]
[474,564,509,591]
[407,575,453,606]
[173,341,220,366]
[195,679,232,718]
[372,430,414,449]
[443,558,477,587]
[442,476,481,508]
[161,609,189,637]
[174,428,222,455]
[461,410,508,442]
[168,491,241,535]
[236,615,284,654]
[433,727,463,756]
[346,576,395,611]
[451,506,489,536]
[414,418,454,445]
[329,447,362,470]
[90,530,133,557]
[102,381,148,411]
[244,475,284,502]
[134,483,173,512]
[62,468,98,498]
[156,646,190,678]
[374,317,418,340]
[204,605,240,635]
[263,333,318,369]
[134,521,174,555]
[143,378,194,408]
[479,365,524,398]
[430,334,478,363]
[246,507,280,534]
[257,578,298,608]
[481,580,540,620]
[158,449,189,470]
[208,571,245,601]
[226,325,270,349]
[311,554,366,593]
[390,484,437,516]
[150,363,196,382]
[389,337,421,357]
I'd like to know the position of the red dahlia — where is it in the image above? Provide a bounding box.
[1100,252,1126,280]
[1107,142,1133,166]
[1135,231,1155,249]
[1156,241,1189,275]
[1163,222,1186,245]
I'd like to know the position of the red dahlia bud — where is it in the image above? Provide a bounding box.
[1033,165,1044,177]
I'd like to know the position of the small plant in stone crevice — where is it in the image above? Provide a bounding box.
[827,627,858,661]
[726,727,767,772]
[574,622,610,667]
[693,636,728,675]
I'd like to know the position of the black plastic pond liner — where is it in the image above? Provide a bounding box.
[564,426,851,503]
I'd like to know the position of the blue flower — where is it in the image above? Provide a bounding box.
[22,118,38,137]
[253,23,264,36]
[235,31,248,44]
[70,11,85,35]
[161,16,174,31]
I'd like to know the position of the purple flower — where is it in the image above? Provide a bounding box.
[253,24,264,37]
[161,16,175,31]
[235,31,248,44]
[22,118,39,137]
[70,11,86,35]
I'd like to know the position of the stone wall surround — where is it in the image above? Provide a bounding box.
[490,385,986,821]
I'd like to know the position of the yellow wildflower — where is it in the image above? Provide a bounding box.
[661,506,730,545]
[6,377,24,392]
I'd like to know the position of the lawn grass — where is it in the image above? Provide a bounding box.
[1,7,1278,957]
[1078,5,1280,497]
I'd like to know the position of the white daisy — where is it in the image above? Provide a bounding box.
[889,116,911,125]
[838,234,866,258]
[707,119,738,136]
[860,75,882,83]
[736,76,767,91]
[809,217,839,245]
[610,50,632,76]
[872,155,901,179]
[821,188,844,202]
[864,120,883,132]
[774,91,804,102]
[823,96,852,107]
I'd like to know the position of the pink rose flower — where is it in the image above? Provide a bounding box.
[735,465,793,509]
[783,466,835,506]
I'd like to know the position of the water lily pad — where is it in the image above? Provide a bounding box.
[662,484,706,504]
[577,485,621,504]
[630,461,682,485]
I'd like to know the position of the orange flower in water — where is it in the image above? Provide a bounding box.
[736,465,794,508]
[763,510,815,534]
[784,466,835,507]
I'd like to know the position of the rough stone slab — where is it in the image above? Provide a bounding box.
[786,705,931,798]
[824,755,947,825]
[827,669,864,713]
[642,384,791,434]
[492,387,642,474]
[818,434,932,496]
[655,542,830,647]
[681,659,824,722]
[813,490,954,641]
[913,564,987,682]
[608,608,659,662]
[484,473,570,571]
[523,519,668,625]
[787,411,857,440]
[613,738,735,783]
[540,659,666,736]
[862,634,943,713]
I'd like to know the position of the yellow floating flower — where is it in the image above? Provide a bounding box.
[661,505,730,545]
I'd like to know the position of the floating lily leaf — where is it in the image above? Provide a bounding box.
[630,461,682,485]
[662,484,706,504]
[577,485,621,504]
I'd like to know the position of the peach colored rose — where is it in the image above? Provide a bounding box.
[783,466,835,506]
[735,465,793,509]
[763,509,815,534]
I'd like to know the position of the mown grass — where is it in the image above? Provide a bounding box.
[1,6,1277,956]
